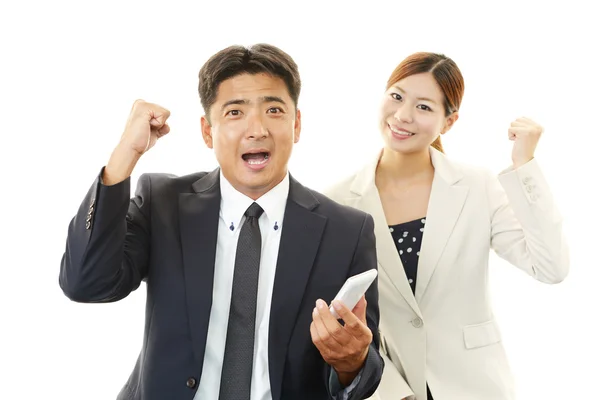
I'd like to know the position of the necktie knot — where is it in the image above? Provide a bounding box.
[245,202,264,219]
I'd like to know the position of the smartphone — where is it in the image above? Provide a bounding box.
[329,268,378,319]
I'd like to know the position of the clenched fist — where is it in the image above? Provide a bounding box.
[103,100,171,185]
[121,99,171,155]
[508,117,543,168]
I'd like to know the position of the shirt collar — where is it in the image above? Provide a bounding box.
[219,171,289,230]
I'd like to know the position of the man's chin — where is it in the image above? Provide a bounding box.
[237,169,290,196]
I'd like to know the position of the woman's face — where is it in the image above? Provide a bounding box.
[379,72,457,155]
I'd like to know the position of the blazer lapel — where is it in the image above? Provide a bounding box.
[179,168,221,368]
[268,175,326,400]
[414,149,469,302]
[347,154,421,317]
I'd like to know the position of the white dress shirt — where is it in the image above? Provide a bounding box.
[195,172,361,400]
[194,171,288,400]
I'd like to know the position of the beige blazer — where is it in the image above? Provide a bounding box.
[324,148,569,400]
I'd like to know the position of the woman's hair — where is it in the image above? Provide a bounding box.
[386,52,465,153]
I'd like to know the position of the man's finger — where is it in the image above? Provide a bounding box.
[157,123,171,136]
[315,299,350,346]
[313,302,347,347]
[310,321,321,347]
[312,306,330,340]
[311,309,336,360]
[146,106,171,126]
[332,299,370,339]
[351,296,368,323]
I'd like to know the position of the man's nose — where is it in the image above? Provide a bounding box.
[246,113,268,139]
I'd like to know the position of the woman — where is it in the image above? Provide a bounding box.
[324,53,569,400]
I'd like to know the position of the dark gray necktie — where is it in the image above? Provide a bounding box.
[219,202,264,400]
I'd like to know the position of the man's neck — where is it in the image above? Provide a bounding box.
[222,170,288,201]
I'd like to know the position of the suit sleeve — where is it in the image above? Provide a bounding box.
[487,159,569,283]
[325,213,384,400]
[59,168,152,302]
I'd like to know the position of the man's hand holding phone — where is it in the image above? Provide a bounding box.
[310,269,377,387]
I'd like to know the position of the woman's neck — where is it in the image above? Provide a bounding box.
[376,147,434,185]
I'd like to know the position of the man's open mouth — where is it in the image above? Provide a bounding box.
[242,151,270,166]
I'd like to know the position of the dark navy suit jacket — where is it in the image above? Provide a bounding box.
[60,168,383,400]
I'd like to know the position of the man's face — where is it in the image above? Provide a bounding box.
[201,73,301,199]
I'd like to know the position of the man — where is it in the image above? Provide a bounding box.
[59,43,383,400]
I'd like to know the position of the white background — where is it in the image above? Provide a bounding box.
[1,0,598,398]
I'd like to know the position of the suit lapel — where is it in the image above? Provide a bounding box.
[179,168,221,368]
[414,149,469,302]
[269,176,326,400]
[346,155,421,317]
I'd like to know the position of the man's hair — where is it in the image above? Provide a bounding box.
[198,43,301,122]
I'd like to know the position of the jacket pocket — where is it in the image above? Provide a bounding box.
[463,319,501,349]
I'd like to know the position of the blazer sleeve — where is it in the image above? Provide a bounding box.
[59,168,152,302]
[487,158,569,283]
[325,213,385,400]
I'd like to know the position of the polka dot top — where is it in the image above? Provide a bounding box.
[388,217,426,295]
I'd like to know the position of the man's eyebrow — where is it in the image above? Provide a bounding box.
[221,99,248,111]
[220,96,288,111]
[261,96,286,105]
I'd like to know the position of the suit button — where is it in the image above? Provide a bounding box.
[186,377,197,388]
[85,221,91,230]
[411,317,423,328]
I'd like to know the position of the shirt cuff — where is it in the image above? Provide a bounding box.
[329,367,363,400]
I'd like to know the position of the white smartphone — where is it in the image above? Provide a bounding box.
[329,268,378,319]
